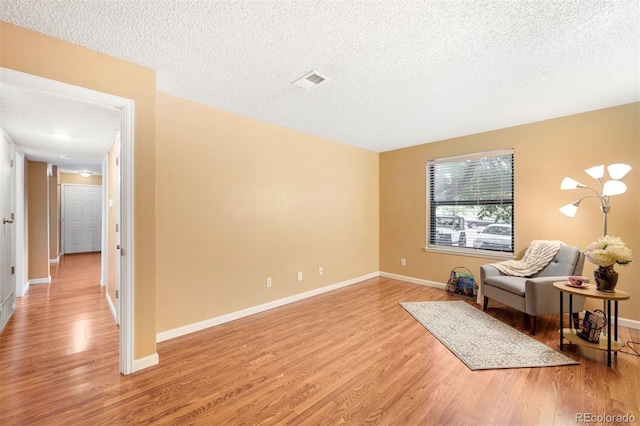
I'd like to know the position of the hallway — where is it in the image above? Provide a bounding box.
[0,252,120,423]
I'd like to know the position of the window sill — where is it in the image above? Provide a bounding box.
[423,245,515,260]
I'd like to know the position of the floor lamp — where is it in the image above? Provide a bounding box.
[559,163,631,331]
[559,163,631,237]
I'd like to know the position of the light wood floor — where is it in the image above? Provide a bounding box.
[1,253,639,425]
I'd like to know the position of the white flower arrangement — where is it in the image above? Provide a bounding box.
[584,235,633,267]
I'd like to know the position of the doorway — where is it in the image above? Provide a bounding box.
[62,184,103,254]
[0,68,135,374]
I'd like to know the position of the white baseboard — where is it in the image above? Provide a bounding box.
[29,276,51,285]
[155,270,640,345]
[106,292,117,323]
[157,271,380,343]
[133,353,159,372]
[49,256,60,264]
[381,272,640,330]
[20,280,30,296]
[379,271,445,289]
[618,317,640,331]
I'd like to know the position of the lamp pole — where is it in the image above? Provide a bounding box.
[568,193,611,236]
[601,202,610,237]
[579,185,611,236]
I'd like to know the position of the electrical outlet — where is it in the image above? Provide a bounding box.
[297,271,303,282]
[266,277,272,288]
[319,266,323,275]
[401,258,406,266]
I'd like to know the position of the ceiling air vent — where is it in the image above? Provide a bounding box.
[291,71,329,90]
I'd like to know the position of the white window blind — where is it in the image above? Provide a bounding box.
[426,149,514,255]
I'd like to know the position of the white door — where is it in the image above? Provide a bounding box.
[63,185,102,254]
[1,135,16,329]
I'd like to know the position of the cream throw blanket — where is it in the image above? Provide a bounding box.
[491,240,564,277]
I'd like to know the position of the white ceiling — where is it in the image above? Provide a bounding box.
[0,84,120,175]
[0,1,638,163]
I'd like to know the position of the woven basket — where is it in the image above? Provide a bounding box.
[446,267,477,299]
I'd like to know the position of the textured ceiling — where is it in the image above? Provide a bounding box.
[0,0,638,157]
[0,84,120,174]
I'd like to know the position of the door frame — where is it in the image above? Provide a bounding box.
[101,132,121,325]
[0,131,16,329]
[1,68,135,375]
[114,133,122,326]
[13,148,25,297]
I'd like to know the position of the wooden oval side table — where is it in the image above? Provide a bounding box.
[553,281,630,367]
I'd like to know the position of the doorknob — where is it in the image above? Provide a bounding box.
[116,244,121,249]
[2,218,13,224]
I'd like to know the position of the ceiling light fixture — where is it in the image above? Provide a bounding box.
[79,171,92,178]
[48,132,76,140]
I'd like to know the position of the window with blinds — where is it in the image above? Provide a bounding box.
[426,149,514,255]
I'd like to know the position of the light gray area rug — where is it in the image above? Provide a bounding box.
[400,301,578,370]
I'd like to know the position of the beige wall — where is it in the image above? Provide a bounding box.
[156,93,380,332]
[26,160,49,280]
[1,22,157,359]
[60,172,103,186]
[380,103,640,321]
[48,166,58,261]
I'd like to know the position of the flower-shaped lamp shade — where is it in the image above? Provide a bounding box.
[585,165,605,181]
[602,180,627,196]
[560,177,586,190]
[607,163,631,180]
[559,201,580,217]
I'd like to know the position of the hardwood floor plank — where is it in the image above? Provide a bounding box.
[1,259,639,425]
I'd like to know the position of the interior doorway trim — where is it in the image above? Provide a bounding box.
[0,67,135,375]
